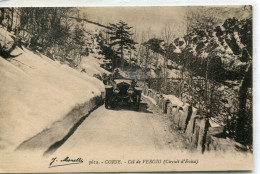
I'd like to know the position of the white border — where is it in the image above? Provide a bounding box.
[0,1,259,174]
[0,0,257,7]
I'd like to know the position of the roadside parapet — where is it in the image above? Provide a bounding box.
[142,86,240,153]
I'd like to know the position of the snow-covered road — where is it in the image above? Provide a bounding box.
[52,97,189,156]
[9,96,252,173]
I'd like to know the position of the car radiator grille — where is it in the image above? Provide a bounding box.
[118,85,129,96]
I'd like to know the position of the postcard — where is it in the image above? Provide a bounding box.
[0,5,253,173]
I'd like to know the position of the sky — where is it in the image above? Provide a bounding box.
[80,6,187,39]
[79,6,251,42]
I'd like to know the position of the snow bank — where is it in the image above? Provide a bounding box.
[0,27,14,52]
[0,46,105,153]
[78,54,110,76]
[141,94,157,105]
[163,95,183,107]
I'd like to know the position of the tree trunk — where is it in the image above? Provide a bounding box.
[11,8,14,31]
[120,43,124,70]
[236,62,252,144]
[0,9,5,25]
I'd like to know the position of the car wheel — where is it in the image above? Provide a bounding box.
[105,100,109,109]
[135,95,140,110]
[110,102,116,109]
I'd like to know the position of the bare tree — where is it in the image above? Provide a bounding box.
[160,24,174,92]
[185,7,221,33]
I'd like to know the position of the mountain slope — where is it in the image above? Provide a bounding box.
[0,28,107,153]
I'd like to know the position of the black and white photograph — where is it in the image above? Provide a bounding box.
[0,4,254,173]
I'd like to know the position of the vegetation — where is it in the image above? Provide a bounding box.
[139,15,252,147]
[106,20,137,70]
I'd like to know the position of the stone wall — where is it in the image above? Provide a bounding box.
[143,86,227,153]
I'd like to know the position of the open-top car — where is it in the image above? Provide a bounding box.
[105,78,142,110]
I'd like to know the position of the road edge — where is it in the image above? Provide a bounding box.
[16,94,104,156]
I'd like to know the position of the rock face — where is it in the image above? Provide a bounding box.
[140,14,252,154]
[173,17,252,78]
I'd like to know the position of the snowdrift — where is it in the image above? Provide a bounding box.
[78,54,110,76]
[0,46,105,153]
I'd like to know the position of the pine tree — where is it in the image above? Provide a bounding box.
[107,20,137,68]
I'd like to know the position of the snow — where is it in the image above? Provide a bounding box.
[167,69,181,78]
[142,94,157,105]
[149,70,157,78]
[114,79,132,84]
[157,57,164,66]
[163,95,183,107]
[201,37,207,42]
[178,38,187,49]
[114,68,129,78]
[209,118,225,127]
[0,45,106,153]
[0,27,14,51]
[173,47,181,53]
[78,54,111,76]
[200,51,209,58]
[189,43,197,54]
[234,31,246,49]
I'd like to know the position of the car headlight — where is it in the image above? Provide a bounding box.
[113,88,120,94]
[127,88,134,94]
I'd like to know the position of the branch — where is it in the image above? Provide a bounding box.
[69,16,111,30]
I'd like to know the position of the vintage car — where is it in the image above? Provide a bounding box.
[104,78,142,110]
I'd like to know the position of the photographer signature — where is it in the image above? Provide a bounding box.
[49,157,84,168]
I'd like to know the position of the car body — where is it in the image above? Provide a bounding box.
[104,78,142,110]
